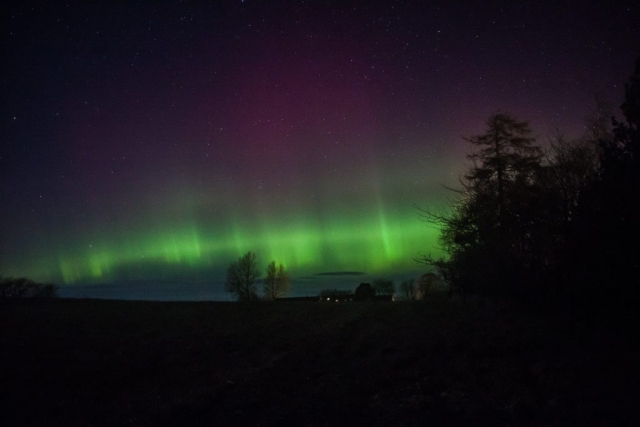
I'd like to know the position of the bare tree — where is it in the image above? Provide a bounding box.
[372,279,395,296]
[399,279,416,300]
[263,261,290,300]
[416,273,438,300]
[225,252,260,301]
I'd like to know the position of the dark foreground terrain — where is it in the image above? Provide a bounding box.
[1,298,637,426]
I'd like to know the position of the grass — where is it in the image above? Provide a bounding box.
[1,297,636,426]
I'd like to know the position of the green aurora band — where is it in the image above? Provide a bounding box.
[31,210,443,284]
[2,147,456,286]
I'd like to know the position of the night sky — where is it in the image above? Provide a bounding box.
[2,1,639,292]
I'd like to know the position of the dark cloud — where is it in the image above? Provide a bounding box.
[314,271,366,276]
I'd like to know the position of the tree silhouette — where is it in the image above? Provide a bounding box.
[418,113,546,299]
[399,279,416,300]
[225,252,259,301]
[416,58,640,322]
[465,113,542,229]
[263,261,290,300]
[565,57,640,322]
[416,273,438,299]
[372,279,394,296]
[621,58,640,132]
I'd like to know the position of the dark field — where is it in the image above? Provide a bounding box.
[1,298,636,426]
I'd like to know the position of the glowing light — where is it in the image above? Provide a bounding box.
[14,206,443,284]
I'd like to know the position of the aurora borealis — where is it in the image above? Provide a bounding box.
[2,1,639,295]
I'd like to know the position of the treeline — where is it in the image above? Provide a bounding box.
[420,58,640,325]
[0,276,59,298]
[225,252,403,302]
[398,273,442,301]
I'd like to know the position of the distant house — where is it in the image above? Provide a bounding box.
[309,284,396,303]
[351,283,394,302]
[319,289,354,302]
[354,282,375,301]
[275,296,319,302]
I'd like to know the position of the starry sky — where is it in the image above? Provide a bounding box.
[2,1,639,292]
